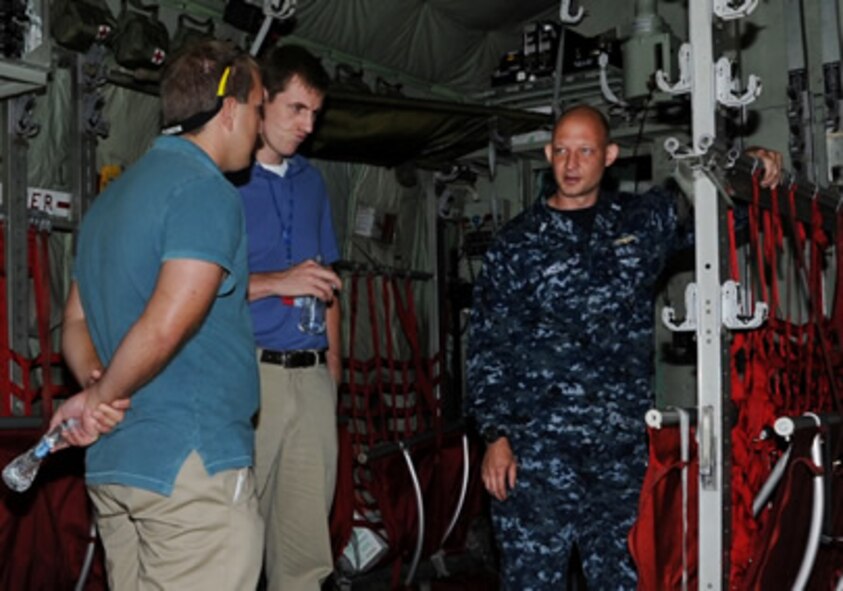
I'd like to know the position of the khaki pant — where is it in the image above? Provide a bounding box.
[255,356,338,591]
[88,451,263,591]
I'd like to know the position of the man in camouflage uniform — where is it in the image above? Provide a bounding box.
[465,105,782,590]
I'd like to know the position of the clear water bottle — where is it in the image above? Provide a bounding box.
[2,419,77,492]
[296,255,327,335]
[297,295,326,334]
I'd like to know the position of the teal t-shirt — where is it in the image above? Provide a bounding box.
[75,136,259,496]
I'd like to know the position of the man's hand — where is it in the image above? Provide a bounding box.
[249,259,341,302]
[281,259,341,301]
[746,147,784,188]
[48,388,131,450]
[482,437,517,501]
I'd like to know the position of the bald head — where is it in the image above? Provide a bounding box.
[553,105,611,147]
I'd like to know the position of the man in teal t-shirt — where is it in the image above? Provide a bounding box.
[50,40,265,591]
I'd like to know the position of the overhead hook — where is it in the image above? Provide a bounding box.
[656,43,692,96]
[713,0,759,20]
[715,57,761,108]
[559,0,585,24]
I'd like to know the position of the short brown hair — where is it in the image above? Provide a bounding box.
[161,40,257,129]
[261,44,330,100]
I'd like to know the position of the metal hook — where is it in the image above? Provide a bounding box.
[598,52,627,106]
[715,57,761,108]
[559,0,585,24]
[656,43,692,95]
[713,0,759,20]
[662,283,698,332]
[714,0,758,21]
[722,280,768,330]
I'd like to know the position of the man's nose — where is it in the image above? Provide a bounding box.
[300,114,314,134]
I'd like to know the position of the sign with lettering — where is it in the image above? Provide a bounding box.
[27,188,72,219]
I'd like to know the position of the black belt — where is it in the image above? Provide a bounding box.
[260,349,326,368]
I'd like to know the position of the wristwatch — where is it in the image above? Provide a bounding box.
[482,425,507,444]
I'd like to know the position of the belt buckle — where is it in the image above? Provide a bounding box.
[305,350,318,366]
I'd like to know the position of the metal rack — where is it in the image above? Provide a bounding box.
[0,0,51,99]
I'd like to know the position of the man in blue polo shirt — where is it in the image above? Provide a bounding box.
[237,44,342,591]
[51,40,265,590]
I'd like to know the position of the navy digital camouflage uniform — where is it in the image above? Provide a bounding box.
[466,187,691,590]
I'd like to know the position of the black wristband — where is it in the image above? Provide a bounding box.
[482,425,507,444]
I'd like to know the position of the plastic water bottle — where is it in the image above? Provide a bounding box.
[296,255,327,335]
[2,419,77,492]
[297,295,326,334]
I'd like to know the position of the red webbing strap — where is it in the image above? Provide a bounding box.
[730,173,781,585]
[337,273,382,559]
[365,274,385,442]
[750,170,769,305]
[30,229,55,417]
[727,210,740,281]
[809,198,839,415]
[0,225,10,416]
[380,275,403,438]
[783,186,838,415]
[628,427,699,591]
[766,185,783,320]
[390,277,438,433]
[785,184,810,408]
[390,276,420,439]
[808,198,827,322]
[346,273,364,448]
[403,276,442,439]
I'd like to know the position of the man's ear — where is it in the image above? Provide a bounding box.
[219,96,238,131]
[605,142,619,167]
[544,143,553,164]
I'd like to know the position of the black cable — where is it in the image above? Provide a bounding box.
[632,91,653,195]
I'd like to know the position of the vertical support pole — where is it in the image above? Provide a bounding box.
[70,53,98,224]
[426,179,441,410]
[2,98,32,413]
[688,1,728,589]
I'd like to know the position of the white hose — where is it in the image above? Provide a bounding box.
[439,434,470,548]
[752,446,792,516]
[401,443,425,586]
[74,520,97,591]
[792,413,824,591]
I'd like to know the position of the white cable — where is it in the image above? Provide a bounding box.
[401,443,425,587]
[792,413,824,591]
[752,446,792,516]
[74,520,97,591]
[439,434,470,547]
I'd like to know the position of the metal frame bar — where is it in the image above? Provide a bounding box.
[2,98,32,413]
[688,1,728,588]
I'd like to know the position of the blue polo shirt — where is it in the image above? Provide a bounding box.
[75,136,259,496]
[238,156,340,351]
